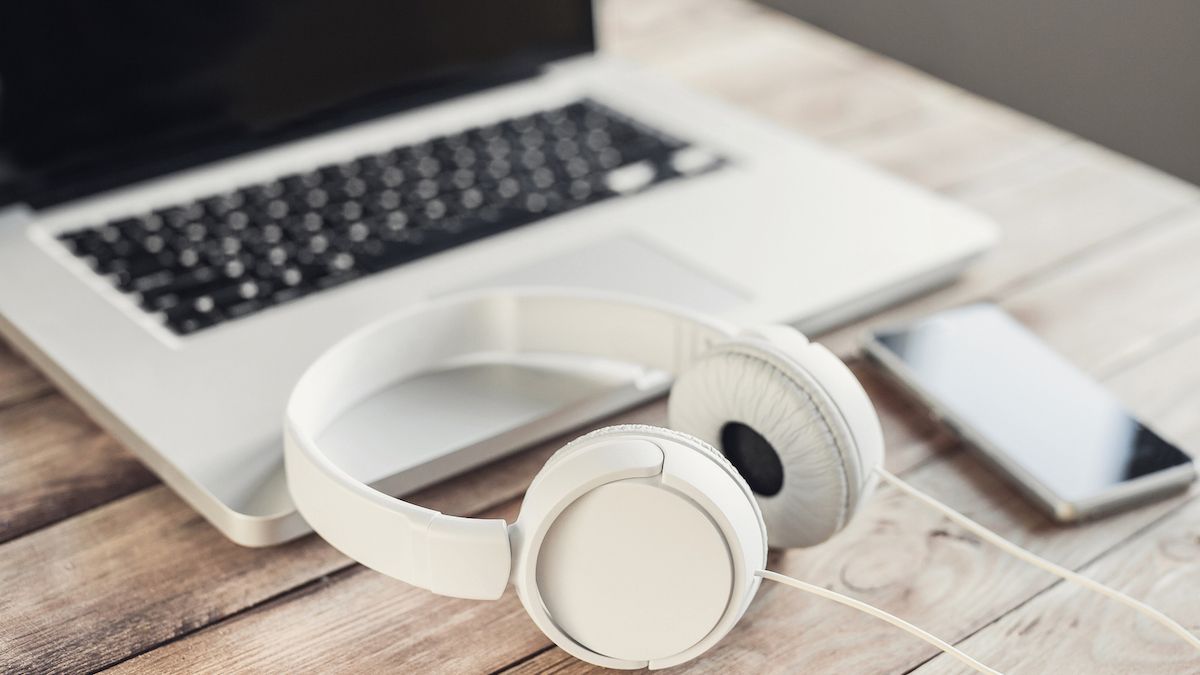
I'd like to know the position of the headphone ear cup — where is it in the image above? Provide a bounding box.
[511,425,767,669]
[668,335,882,548]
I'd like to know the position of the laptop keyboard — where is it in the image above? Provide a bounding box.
[57,99,722,335]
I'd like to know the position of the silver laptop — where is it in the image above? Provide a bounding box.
[0,1,995,545]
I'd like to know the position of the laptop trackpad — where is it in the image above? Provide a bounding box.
[317,235,747,495]
[450,234,749,314]
[317,356,653,489]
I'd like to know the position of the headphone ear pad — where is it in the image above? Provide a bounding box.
[669,338,877,548]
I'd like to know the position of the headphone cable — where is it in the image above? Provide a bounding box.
[755,569,1000,674]
[873,466,1200,653]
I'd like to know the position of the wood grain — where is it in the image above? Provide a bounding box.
[1108,330,1200,450]
[913,495,1200,674]
[105,499,552,675]
[918,496,1200,675]
[1003,205,1200,377]
[0,338,51,411]
[0,487,344,673]
[0,394,156,544]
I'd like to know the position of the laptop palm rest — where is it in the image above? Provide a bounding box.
[318,356,658,498]
[317,234,748,503]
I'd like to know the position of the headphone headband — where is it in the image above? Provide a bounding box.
[284,289,739,599]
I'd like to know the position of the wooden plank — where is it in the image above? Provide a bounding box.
[831,84,1066,192]
[0,394,156,544]
[0,338,51,411]
[1108,331,1200,449]
[0,487,345,674]
[504,648,582,675]
[915,498,1200,675]
[104,500,552,675]
[947,141,1198,292]
[1003,206,1200,377]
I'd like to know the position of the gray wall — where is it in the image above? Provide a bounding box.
[763,0,1200,185]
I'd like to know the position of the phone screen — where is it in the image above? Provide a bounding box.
[873,304,1192,504]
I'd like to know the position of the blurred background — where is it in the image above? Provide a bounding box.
[765,0,1200,185]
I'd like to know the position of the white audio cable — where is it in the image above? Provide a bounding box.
[873,466,1200,653]
[756,569,1001,674]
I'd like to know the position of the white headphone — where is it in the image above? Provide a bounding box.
[284,289,883,669]
[284,289,1200,672]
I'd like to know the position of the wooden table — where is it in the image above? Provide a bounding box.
[4,1,1200,672]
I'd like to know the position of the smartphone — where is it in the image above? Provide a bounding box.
[865,303,1195,521]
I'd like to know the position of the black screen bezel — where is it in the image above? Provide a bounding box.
[0,1,595,209]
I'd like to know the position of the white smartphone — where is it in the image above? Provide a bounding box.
[865,303,1196,522]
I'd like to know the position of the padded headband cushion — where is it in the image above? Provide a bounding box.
[668,340,863,548]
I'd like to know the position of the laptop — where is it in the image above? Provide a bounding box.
[0,0,995,545]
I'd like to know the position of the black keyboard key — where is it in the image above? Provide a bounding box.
[56,98,722,336]
[129,269,176,295]
[138,266,221,307]
[170,311,218,336]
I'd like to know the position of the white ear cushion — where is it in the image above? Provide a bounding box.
[669,343,860,548]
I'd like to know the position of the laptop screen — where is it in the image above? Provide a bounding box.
[0,0,593,208]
